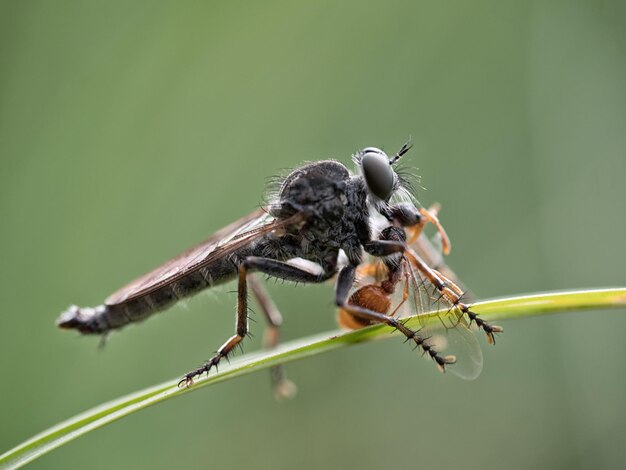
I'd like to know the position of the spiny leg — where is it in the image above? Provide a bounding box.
[399,204,472,297]
[404,247,503,344]
[179,256,334,387]
[335,265,455,372]
[247,274,297,400]
[179,266,250,387]
[434,268,503,343]
[432,268,503,344]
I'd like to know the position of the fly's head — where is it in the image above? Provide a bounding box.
[352,142,417,213]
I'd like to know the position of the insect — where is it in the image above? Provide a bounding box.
[57,143,500,393]
[338,205,501,380]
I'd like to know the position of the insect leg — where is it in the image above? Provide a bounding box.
[363,239,405,257]
[179,266,251,387]
[403,205,472,296]
[389,272,410,317]
[179,257,335,387]
[335,265,456,372]
[389,203,451,255]
[248,274,297,400]
[242,256,335,283]
[405,248,503,344]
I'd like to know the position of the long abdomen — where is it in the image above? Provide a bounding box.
[56,257,240,335]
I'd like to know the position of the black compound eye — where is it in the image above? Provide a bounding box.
[360,148,394,201]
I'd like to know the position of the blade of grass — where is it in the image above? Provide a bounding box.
[2,288,625,469]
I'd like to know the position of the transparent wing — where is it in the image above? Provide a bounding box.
[401,259,483,380]
[353,250,483,380]
[411,228,475,302]
[106,208,278,304]
[356,207,483,379]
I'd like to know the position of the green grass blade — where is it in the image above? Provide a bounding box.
[2,288,625,469]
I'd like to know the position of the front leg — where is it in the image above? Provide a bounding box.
[381,203,422,227]
[363,239,405,257]
[403,247,503,344]
[383,203,451,254]
[380,204,502,341]
[334,264,456,372]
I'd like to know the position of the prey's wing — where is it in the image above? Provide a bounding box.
[412,231,473,301]
[106,207,291,305]
[401,260,483,380]
[353,250,483,380]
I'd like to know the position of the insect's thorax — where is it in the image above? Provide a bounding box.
[261,160,371,268]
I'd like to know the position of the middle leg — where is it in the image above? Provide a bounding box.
[179,256,335,387]
[404,247,503,344]
[179,266,250,387]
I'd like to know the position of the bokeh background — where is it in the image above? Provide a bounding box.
[1,1,625,469]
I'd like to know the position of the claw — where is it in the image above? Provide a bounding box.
[178,361,215,388]
[435,354,457,373]
[464,307,503,345]
[484,325,504,345]
[178,376,194,388]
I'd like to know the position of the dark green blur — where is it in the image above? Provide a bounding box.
[1,1,625,469]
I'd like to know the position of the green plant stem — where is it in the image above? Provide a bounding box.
[1,288,625,469]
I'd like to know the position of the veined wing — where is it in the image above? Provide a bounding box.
[411,227,474,302]
[106,207,294,305]
[353,240,483,380]
[400,259,483,380]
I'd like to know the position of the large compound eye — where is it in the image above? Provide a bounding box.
[360,148,394,201]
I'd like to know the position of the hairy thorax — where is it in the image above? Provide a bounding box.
[260,160,370,269]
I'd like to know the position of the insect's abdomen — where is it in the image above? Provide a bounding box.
[57,258,240,335]
[337,285,391,330]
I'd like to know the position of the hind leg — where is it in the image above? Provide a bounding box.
[248,274,297,400]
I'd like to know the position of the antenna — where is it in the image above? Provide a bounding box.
[389,141,413,165]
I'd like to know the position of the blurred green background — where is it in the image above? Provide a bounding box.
[1,1,626,469]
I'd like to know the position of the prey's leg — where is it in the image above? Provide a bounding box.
[179,257,334,387]
[248,274,297,400]
[335,265,456,372]
[388,272,410,317]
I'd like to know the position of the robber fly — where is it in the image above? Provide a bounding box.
[57,143,500,393]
